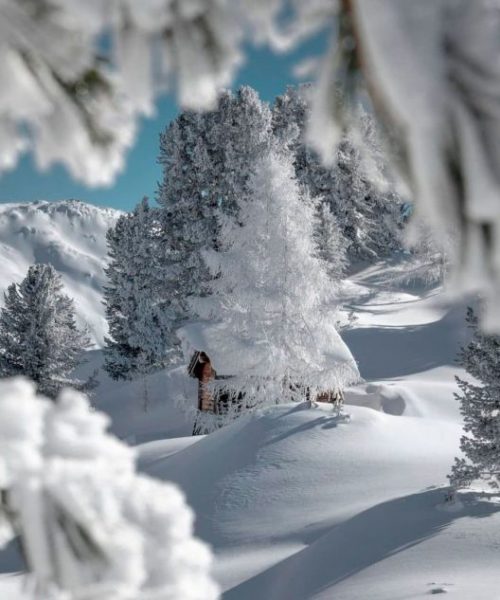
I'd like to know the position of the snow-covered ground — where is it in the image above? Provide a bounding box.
[1,211,499,599]
[0,200,120,345]
[136,261,499,600]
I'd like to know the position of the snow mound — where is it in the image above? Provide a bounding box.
[146,402,461,546]
[0,200,121,345]
[144,397,500,600]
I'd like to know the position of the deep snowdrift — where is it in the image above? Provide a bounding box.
[0,200,120,345]
[144,399,500,600]
[1,235,498,600]
[81,354,195,443]
[137,261,500,600]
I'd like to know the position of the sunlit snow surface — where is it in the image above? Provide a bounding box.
[2,248,500,598]
[140,260,500,600]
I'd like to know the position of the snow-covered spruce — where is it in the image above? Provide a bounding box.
[272,84,404,261]
[314,203,348,283]
[184,148,359,431]
[157,86,273,329]
[0,200,121,347]
[0,378,219,600]
[104,198,179,382]
[0,264,94,399]
[449,307,500,490]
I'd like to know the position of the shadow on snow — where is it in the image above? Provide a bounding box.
[224,488,500,600]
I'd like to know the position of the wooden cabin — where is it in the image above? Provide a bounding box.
[188,350,216,412]
[188,350,243,416]
[188,349,345,415]
[179,320,358,435]
[316,389,345,406]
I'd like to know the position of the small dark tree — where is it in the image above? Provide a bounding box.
[449,307,500,490]
[0,264,93,398]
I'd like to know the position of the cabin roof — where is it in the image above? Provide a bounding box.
[177,320,360,386]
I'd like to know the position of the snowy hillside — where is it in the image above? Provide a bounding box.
[2,257,500,600]
[134,261,500,600]
[0,200,121,345]
[143,402,499,600]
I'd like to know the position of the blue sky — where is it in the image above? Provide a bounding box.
[0,36,326,211]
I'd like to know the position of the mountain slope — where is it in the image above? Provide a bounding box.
[0,200,121,345]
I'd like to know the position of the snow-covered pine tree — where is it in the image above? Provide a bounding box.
[449,307,500,490]
[157,86,273,328]
[104,198,179,383]
[272,84,404,261]
[314,203,348,282]
[0,264,92,398]
[397,218,451,286]
[192,148,359,428]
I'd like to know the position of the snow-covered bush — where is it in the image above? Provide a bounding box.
[0,378,218,600]
[449,308,500,491]
[0,264,94,398]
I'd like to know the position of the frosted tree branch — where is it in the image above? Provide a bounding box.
[0,378,219,600]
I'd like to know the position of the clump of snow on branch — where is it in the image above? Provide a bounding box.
[0,0,242,185]
[330,1,500,330]
[0,378,219,600]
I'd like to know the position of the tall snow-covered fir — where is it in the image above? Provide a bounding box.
[0,264,93,398]
[104,198,179,381]
[449,307,500,490]
[156,84,404,352]
[272,85,404,260]
[156,86,273,329]
[192,148,359,419]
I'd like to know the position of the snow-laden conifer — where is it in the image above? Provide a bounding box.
[104,198,178,382]
[191,149,359,424]
[0,264,92,398]
[314,204,348,282]
[272,85,404,261]
[449,307,500,490]
[157,86,273,327]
